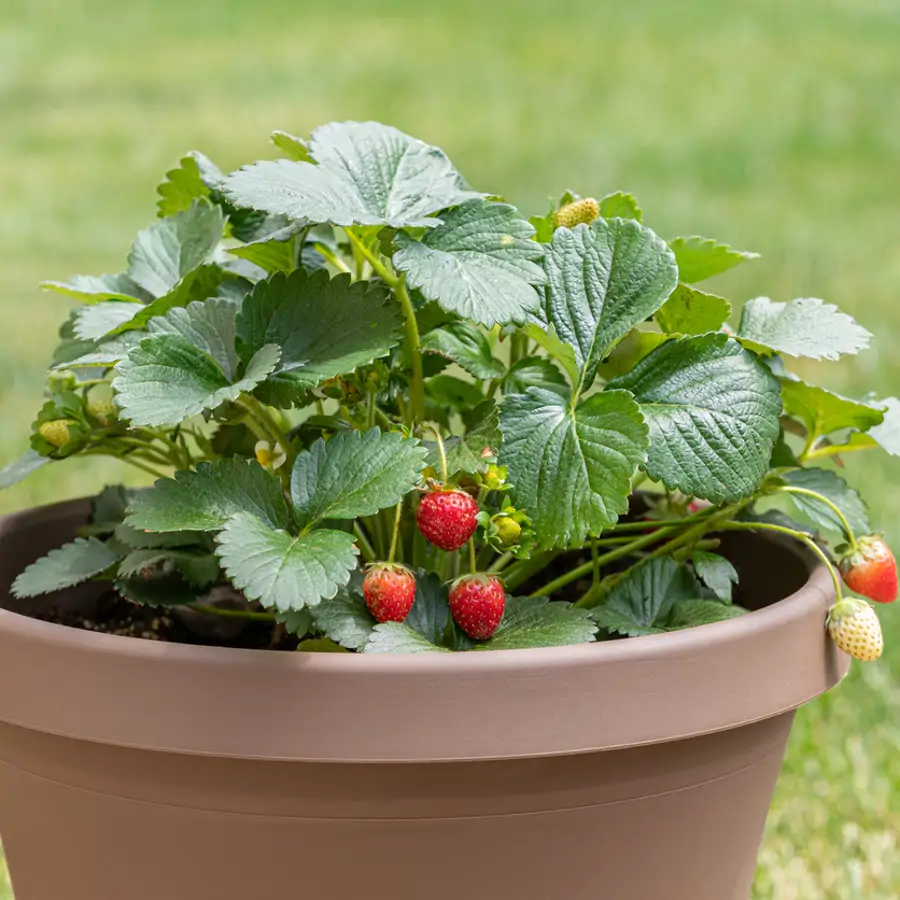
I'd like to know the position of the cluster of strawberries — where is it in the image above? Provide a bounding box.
[362,485,506,640]
[828,536,897,661]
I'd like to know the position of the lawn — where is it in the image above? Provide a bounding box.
[1,0,900,895]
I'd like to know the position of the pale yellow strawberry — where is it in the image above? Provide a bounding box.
[38,419,75,448]
[85,383,117,424]
[827,599,883,662]
[553,197,600,229]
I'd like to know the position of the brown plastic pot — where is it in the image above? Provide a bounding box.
[0,500,848,900]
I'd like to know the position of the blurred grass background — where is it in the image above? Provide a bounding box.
[1,0,899,896]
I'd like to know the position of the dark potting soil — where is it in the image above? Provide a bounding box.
[34,591,301,651]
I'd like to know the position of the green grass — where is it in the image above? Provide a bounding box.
[1,0,899,896]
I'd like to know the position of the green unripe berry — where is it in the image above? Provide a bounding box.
[38,419,75,448]
[494,516,522,548]
[85,383,117,424]
[47,370,77,393]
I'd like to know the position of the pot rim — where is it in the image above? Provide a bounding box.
[0,499,849,762]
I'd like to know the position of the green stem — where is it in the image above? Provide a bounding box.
[237,396,293,464]
[429,425,449,483]
[388,502,403,563]
[502,551,561,593]
[599,508,717,534]
[534,526,681,599]
[188,603,277,623]
[366,391,377,430]
[374,407,393,430]
[313,242,351,274]
[353,522,377,564]
[116,455,170,480]
[775,485,858,548]
[721,521,843,602]
[591,538,600,587]
[468,538,477,574]
[395,276,425,424]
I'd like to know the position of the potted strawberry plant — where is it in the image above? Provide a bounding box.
[0,121,896,900]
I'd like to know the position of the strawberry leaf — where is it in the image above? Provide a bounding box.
[42,272,152,304]
[126,458,291,533]
[224,121,481,229]
[738,297,871,361]
[781,379,884,443]
[113,334,279,427]
[499,387,649,548]
[235,269,401,406]
[669,235,759,283]
[12,537,121,598]
[542,217,678,394]
[363,622,451,653]
[867,397,900,457]
[0,450,49,491]
[394,200,546,327]
[592,558,700,637]
[598,191,643,221]
[665,599,748,630]
[290,429,427,529]
[421,321,505,380]
[608,334,782,503]
[655,284,731,335]
[476,596,597,650]
[216,511,358,611]
[503,356,568,395]
[156,151,224,217]
[692,550,738,602]
[781,467,870,538]
[311,574,375,650]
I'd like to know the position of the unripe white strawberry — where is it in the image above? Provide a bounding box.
[85,383,117,424]
[827,598,883,662]
[553,198,600,229]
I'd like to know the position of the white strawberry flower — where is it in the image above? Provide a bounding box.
[254,440,286,471]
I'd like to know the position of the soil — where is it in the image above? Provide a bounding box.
[34,591,301,651]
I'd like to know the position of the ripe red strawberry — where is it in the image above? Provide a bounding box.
[362,564,416,623]
[448,574,506,640]
[839,536,898,604]
[416,488,478,551]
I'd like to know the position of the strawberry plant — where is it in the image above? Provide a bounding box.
[2,120,898,656]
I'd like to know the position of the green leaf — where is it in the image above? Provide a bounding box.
[542,217,678,394]
[655,284,732,335]
[0,450,48,490]
[12,537,120,598]
[666,599,748,630]
[781,467,870,538]
[115,576,200,607]
[738,297,871,361]
[592,558,699,637]
[503,356,568,395]
[118,547,219,587]
[156,151,223,217]
[74,302,147,340]
[477,596,596,650]
[594,331,670,380]
[421,321,505,380]
[400,569,474,649]
[296,637,350,653]
[608,334,782,502]
[235,269,401,406]
[499,387,649,548]
[394,200,545,327]
[216,511,358,611]
[113,522,209,550]
[523,322,580,386]
[439,401,501,475]
[113,335,279,427]
[780,380,884,441]
[224,121,481,228]
[127,201,225,298]
[290,429,426,529]
[692,550,738,602]
[275,608,313,637]
[363,622,451,653]
[669,235,759,283]
[126,458,291,533]
[425,374,484,411]
[867,397,900,457]
[41,272,152,304]
[146,297,240,379]
[598,191,643,221]
[270,130,312,162]
[311,582,375,650]
[228,234,298,275]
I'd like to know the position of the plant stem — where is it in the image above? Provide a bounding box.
[388,501,403,563]
[488,551,514,574]
[374,407,393,430]
[188,604,277,622]
[774,485,858,548]
[533,526,680,598]
[353,522,377,564]
[591,538,600,587]
[395,276,425,424]
[468,539,477,574]
[720,521,843,602]
[428,424,449,483]
[237,396,293,464]
[313,242,351,274]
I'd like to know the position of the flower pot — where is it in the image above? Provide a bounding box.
[0,499,848,900]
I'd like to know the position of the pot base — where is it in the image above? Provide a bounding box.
[0,713,790,900]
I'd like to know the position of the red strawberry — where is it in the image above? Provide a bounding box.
[839,536,898,604]
[416,488,479,551]
[448,574,506,640]
[362,564,416,623]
